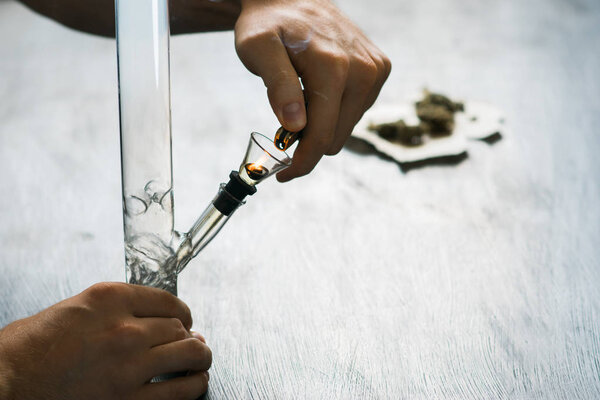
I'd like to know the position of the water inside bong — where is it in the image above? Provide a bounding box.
[123,180,192,293]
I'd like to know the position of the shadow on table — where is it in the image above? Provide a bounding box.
[344,136,469,172]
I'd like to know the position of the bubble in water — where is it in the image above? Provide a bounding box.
[125,196,148,216]
[144,180,171,204]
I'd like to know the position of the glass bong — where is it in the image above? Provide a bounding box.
[115,0,292,295]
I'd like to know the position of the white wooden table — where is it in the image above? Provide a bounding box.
[1,0,599,398]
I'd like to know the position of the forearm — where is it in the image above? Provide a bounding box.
[18,0,241,38]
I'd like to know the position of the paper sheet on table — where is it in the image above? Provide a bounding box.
[352,100,505,164]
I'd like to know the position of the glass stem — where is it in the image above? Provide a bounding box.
[174,184,243,275]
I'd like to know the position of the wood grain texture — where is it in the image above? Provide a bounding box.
[1,0,599,398]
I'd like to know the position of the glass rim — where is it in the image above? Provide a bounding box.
[250,132,293,166]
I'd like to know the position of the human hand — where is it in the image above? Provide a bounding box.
[0,282,211,400]
[235,0,391,181]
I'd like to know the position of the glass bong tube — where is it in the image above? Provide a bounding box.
[115,0,291,295]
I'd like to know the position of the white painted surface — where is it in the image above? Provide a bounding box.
[1,1,599,398]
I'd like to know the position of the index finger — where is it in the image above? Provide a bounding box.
[128,284,193,330]
[235,27,306,131]
[276,78,344,182]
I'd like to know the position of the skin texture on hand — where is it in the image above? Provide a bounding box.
[0,282,211,400]
[235,0,391,181]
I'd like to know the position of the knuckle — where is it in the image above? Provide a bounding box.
[236,28,277,56]
[116,321,143,339]
[204,346,213,368]
[60,303,93,322]
[181,304,193,329]
[162,294,179,314]
[189,339,212,368]
[318,49,350,84]
[265,69,299,91]
[170,317,187,334]
[196,373,209,396]
[364,58,380,79]
[189,337,205,353]
[383,55,392,72]
[174,327,189,341]
[84,282,124,305]
[164,295,191,326]
[179,330,191,343]
[354,58,379,92]
[109,321,143,348]
[330,52,350,73]
[381,55,392,79]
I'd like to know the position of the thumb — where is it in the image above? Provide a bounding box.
[236,30,306,132]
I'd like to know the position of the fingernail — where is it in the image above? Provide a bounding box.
[282,102,305,131]
[203,371,210,381]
